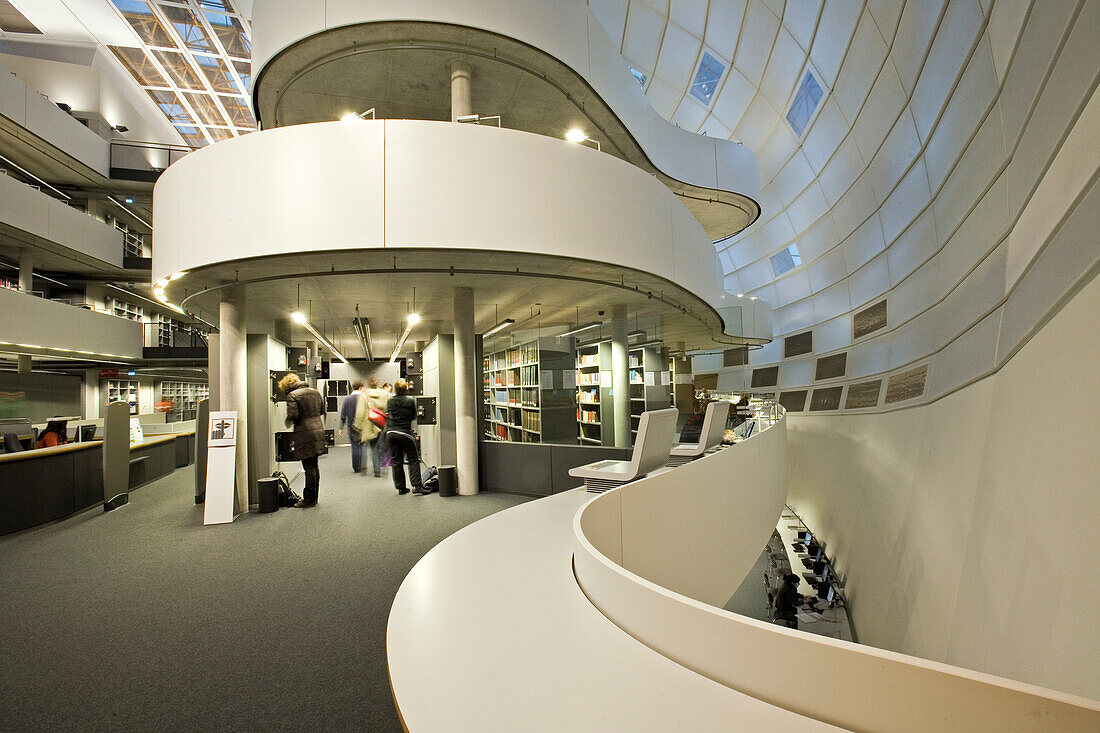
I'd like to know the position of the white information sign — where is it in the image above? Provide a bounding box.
[644,371,656,386]
[129,417,144,445]
[204,410,238,525]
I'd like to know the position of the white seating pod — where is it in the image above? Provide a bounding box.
[568,407,678,492]
[667,399,731,466]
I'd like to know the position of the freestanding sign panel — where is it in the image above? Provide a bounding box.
[203,410,238,525]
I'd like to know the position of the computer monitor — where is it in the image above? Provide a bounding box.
[796,530,813,544]
[817,582,833,601]
[79,424,97,442]
[812,559,828,577]
[809,543,825,561]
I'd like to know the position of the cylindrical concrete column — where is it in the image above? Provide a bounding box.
[450,60,473,122]
[453,287,479,494]
[17,251,33,374]
[611,305,630,447]
[219,286,249,515]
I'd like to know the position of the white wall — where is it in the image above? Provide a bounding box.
[787,269,1100,700]
[0,286,142,358]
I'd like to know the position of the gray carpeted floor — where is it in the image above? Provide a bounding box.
[0,449,530,732]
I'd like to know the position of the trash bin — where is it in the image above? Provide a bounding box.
[257,477,280,513]
[437,465,457,497]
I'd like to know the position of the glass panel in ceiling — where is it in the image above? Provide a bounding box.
[158,4,216,53]
[192,53,237,93]
[204,12,250,58]
[786,71,824,137]
[219,96,255,128]
[182,91,228,126]
[174,125,207,148]
[689,52,725,106]
[111,0,175,47]
[0,0,42,33]
[232,60,251,92]
[205,126,234,142]
[110,45,168,87]
[152,49,205,90]
[146,89,195,125]
[197,0,231,11]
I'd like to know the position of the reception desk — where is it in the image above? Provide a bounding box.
[0,432,195,536]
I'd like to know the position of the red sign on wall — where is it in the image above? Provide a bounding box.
[99,368,119,378]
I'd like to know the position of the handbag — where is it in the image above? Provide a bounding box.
[369,407,386,428]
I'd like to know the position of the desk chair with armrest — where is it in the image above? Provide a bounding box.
[666,400,731,467]
[568,408,678,493]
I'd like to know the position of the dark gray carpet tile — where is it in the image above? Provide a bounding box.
[0,449,530,732]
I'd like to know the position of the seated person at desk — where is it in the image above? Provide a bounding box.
[771,573,817,629]
[36,420,69,449]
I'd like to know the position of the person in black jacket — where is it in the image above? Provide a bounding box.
[280,373,327,507]
[772,573,814,629]
[386,379,426,496]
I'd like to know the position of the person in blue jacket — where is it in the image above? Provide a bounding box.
[338,380,365,472]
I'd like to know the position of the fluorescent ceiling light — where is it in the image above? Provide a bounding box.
[565,128,588,143]
[456,114,480,123]
[559,321,601,337]
[289,311,347,363]
[483,318,516,337]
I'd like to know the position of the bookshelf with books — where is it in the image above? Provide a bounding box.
[481,337,574,443]
[574,340,616,446]
[628,344,671,439]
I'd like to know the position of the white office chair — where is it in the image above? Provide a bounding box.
[568,408,678,493]
[666,400,731,467]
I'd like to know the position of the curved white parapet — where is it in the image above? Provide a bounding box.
[573,423,1100,730]
[250,0,760,207]
[153,119,750,333]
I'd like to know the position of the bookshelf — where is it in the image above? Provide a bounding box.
[107,379,141,415]
[481,338,574,443]
[628,345,671,439]
[158,381,209,421]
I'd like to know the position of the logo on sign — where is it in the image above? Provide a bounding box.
[211,418,235,441]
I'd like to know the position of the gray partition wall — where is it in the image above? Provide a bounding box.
[478,442,631,496]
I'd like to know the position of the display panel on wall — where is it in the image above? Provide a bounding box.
[815,353,847,380]
[884,365,929,404]
[784,331,813,358]
[853,300,888,340]
[778,390,808,412]
[844,379,882,409]
[751,366,779,388]
[809,386,843,411]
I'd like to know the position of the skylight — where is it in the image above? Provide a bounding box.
[108,0,255,149]
[629,66,647,88]
[770,244,802,277]
[689,52,724,106]
[786,71,823,137]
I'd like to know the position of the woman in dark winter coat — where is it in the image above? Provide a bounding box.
[280,373,327,507]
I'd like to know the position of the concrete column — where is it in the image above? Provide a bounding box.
[219,287,249,515]
[207,333,220,410]
[450,60,473,122]
[611,305,630,447]
[453,287,478,494]
[17,251,33,374]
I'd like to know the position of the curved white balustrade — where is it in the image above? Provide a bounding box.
[153,119,755,332]
[573,420,1100,731]
[250,0,760,209]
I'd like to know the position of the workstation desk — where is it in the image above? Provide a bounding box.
[0,433,195,536]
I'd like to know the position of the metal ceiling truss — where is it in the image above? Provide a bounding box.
[107,0,254,148]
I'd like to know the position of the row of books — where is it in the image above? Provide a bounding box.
[521,411,540,432]
[490,343,539,369]
[578,408,599,423]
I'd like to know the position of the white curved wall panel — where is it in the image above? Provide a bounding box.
[250,0,761,202]
[153,119,731,314]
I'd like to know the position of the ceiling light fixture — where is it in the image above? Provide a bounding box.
[341,108,376,123]
[389,313,420,363]
[290,311,347,363]
[483,318,516,337]
[565,128,588,143]
[558,321,601,338]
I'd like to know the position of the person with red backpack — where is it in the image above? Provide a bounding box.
[356,376,389,478]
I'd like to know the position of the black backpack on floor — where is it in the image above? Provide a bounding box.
[272,471,301,507]
[422,464,439,494]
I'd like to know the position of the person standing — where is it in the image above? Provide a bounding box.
[338,380,365,473]
[385,379,426,495]
[357,377,388,478]
[280,373,327,508]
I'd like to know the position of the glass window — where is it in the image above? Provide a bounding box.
[769,244,802,277]
[786,71,824,137]
[689,52,724,105]
[629,66,647,88]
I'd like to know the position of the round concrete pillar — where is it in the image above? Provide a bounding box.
[450,60,473,122]
[453,287,479,494]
